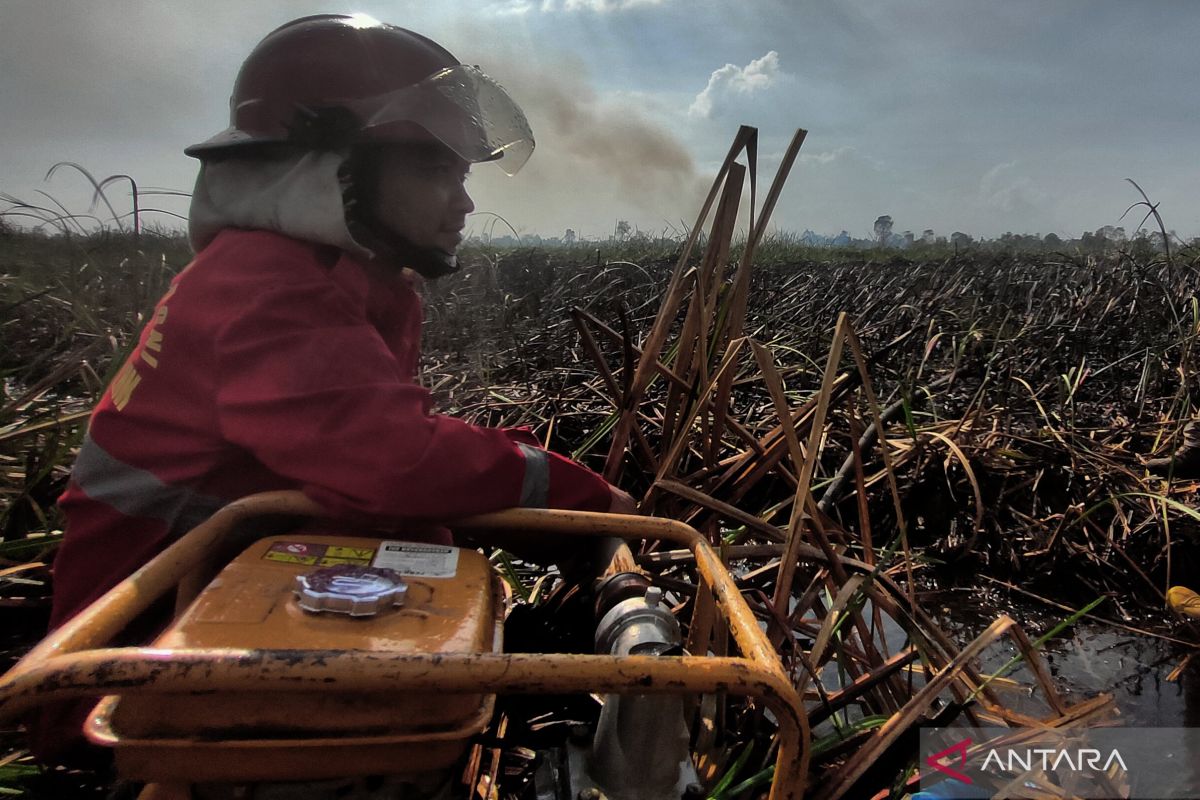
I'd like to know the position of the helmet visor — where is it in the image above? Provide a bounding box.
[353,65,535,176]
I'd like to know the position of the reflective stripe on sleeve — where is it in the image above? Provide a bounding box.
[71,434,224,535]
[516,443,549,509]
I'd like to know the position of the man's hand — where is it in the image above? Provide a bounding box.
[607,486,638,515]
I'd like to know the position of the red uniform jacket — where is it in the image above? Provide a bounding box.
[38,229,612,760]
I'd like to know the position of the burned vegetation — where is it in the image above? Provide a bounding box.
[2,127,1200,798]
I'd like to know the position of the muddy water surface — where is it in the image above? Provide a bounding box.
[928,590,1199,728]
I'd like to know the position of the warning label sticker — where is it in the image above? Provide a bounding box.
[373,542,460,578]
[264,551,319,566]
[264,542,374,567]
[326,545,376,561]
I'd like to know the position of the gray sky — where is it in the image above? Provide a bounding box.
[2,0,1198,241]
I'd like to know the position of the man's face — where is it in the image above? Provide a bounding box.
[368,142,475,256]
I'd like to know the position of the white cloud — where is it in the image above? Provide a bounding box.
[799,145,856,166]
[538,0,667,11]
[488,1,536,14]
[689,51,781,119]
[488,0,665,14]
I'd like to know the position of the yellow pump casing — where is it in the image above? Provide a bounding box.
[85,534,502,783]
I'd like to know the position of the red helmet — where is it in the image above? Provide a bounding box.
[186,14,534,174]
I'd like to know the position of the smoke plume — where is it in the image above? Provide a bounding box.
[459,35,710,236]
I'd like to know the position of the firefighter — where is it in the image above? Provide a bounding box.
[36,13,634,763]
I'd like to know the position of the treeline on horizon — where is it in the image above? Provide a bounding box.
[0,213,1191,261]
[477,224,1185,256]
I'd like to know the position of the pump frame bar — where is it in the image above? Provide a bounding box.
[0,492,810,800]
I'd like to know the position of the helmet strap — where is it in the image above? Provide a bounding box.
[349,215,460,279]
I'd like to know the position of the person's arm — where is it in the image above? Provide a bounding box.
[500,427,636,513]
[214,274,615,521]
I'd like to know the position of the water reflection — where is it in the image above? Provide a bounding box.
[830,595,1199,725]
[1183,659,1200,795]
[860,592,1200,795]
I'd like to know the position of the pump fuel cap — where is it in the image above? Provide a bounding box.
[294,564,407,617]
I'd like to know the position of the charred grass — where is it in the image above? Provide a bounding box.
[3,133,1200,796]
[429,239,1200,611]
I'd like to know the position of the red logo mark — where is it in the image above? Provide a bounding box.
[926,738,973,784]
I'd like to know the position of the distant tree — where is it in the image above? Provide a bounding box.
[950,232,972,247]
[1129,229,1157,258]
[1043,232,1063,248]
[614,220,631,241]
[1129,227,1173,251]
[563,228,576,245]
[873,215,894,247]
[922,229,936,245]
[1079,229,1110,253]
[901,230,915,247]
